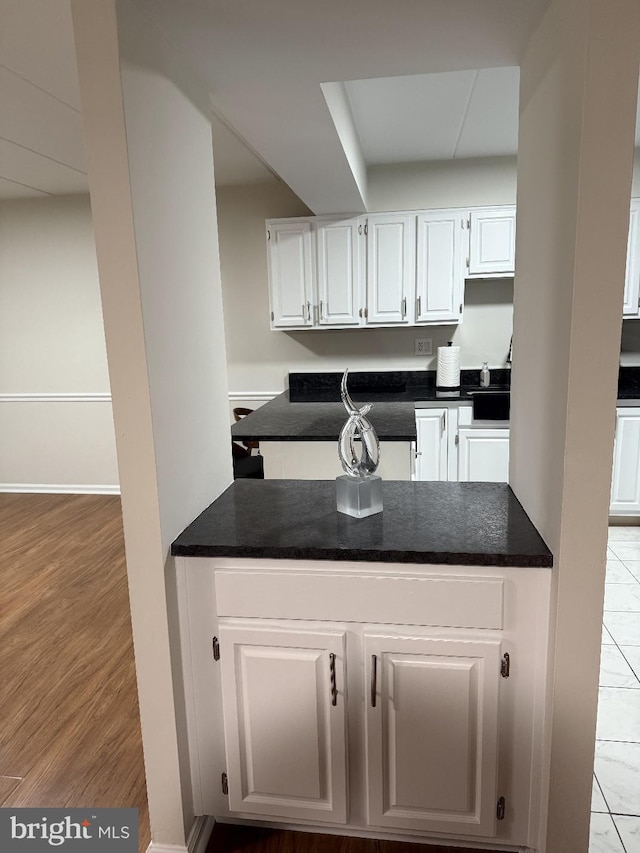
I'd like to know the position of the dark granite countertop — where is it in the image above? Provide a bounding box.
[231,367,640,443]
[171,479,552,568]
[231,391,419,442]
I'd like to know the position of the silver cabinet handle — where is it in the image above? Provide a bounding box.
[307,301,311,322]
[402,297,407,317]
[319,300,324,321]
[416,295,421,317]
[329,652,338,706]
[370,654,377,707]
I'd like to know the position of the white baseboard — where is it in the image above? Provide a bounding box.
[187,816,215,853]
[146,816,214,853]
[0,483,121,495]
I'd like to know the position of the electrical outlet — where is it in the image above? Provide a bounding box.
[415,338,433,356]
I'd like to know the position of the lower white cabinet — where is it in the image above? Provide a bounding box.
[458,427,510,483]
[365,632,501,837]
[414,408,448,481]
[218,623,347,823]
[611,407,640,515]
[176,557,552,850]
[414,405,510,483]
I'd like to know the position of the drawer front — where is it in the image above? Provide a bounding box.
[215,570,504,629]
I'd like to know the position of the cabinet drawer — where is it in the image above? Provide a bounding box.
[215,570,504,629]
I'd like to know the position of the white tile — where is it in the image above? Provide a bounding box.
[614,816,640,853]
[609,543,640,561]
[595,741,640,815]
[624,562,640,582]
[604,613,640,646]
[597,688,640,742]
[604,584,640,612]
[603,624,616,645]
[590,813,626,852]
[609,527,640,542]
[621,646,640,681]
[600,645,640,688]
[607,560,639,583]
[593,775,609,813]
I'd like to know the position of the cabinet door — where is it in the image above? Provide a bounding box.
[316,218,365,326]
[416,211,464,324]
[414,408,448,481]
[267,220,314,328]
[458,428,510,482]
[468,207,516,277]
[623,201,640,317]
[365,632,501,837]
[366,213,416,325]
[611,408,640,515]
[218,623,347,823]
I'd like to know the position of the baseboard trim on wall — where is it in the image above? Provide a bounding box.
[0,484,121,495]
[146,816,215,853]
[187,815,215,853]
[0,393,112,403]
[228,391,279,402]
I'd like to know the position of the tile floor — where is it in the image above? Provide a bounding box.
[590,527,640,853]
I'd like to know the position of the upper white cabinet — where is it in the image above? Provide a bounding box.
[218,622,347,823]
[267,220,315,327]
[467,207,516,278]
[623,200,640,317]
[416,210,465,323]
[365,631,501,837]
[366,213,416,325]
[611,407,640,515]
[316,217,365,327]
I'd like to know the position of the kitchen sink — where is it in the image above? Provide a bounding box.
[469,391,510,420]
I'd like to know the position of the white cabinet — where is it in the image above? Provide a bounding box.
[458,427,510,483]
[316,217,365,327]
[267,220,315,327]
[611,408,640,515]
[467,207,516,277]
[623,201,640,317]
[414,408,448,481]
[177,557,552,849]
[365,631,501,837]
[416,210,465,324]
[218,622,347,823]
[366,213,416,325]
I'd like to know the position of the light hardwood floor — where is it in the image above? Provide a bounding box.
[0,494,149,852]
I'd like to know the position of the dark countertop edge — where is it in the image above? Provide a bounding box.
[231,433,416,442]
[171,543,552,568]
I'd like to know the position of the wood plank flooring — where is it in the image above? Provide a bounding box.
[207,823,504,853]
[0,494,149,852]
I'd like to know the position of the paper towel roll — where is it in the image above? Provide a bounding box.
[436,345,460,389]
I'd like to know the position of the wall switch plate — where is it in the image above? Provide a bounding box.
[415,338,433,356]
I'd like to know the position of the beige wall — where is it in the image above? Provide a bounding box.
[218,163,518,395]
[72,0,232,847]
[511,1,640,850]
[0,195,118,491]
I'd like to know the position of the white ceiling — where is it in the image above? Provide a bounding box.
[344,67,521,164]
[3,0,640,211]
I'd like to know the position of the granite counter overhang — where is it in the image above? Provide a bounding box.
[231,365,640,443]
[171,479,553,569]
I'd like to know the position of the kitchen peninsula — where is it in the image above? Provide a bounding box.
[172,477,553,849]
[231,369,511,480]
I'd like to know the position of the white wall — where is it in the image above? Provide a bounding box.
[0,195,118,492]
[218,161,517,395]
[511,1,639,850]
[72,0,232,847]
